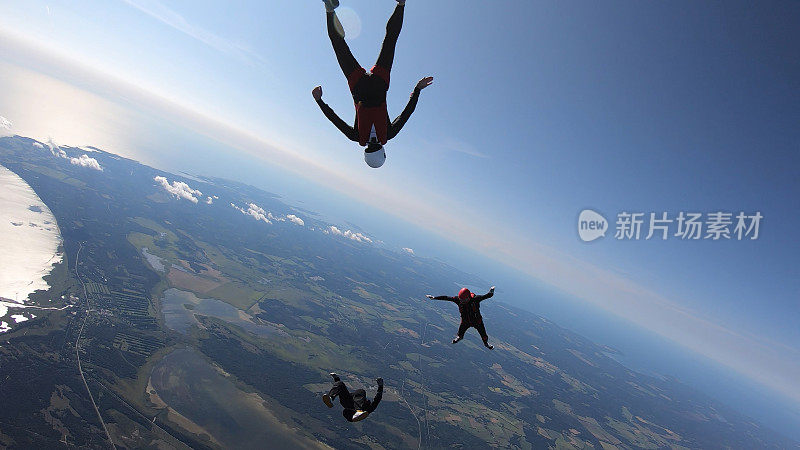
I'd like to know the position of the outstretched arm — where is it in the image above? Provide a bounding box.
[313,86,359,142]
[369,379,383,412]
[426,294,457,303]
[475,286,496,302]
[387,76,433,140]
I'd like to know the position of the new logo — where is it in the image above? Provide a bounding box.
[578,209,607,242]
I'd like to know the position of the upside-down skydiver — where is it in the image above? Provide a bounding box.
[313,0,433,168]
[427,286,496,349]
[322,373,384,422]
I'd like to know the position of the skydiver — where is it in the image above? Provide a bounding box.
[426,286,496,349]
[313,0,434,168]
[322,373,384,422]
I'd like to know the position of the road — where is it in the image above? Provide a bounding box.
[74,242,116,450]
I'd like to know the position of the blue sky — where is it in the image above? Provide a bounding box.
[0,0,798,414]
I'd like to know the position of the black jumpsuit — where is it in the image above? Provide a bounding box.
[433,290,494,343]
[327,376,383,422]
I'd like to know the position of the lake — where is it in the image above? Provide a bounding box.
[161,288,279,337]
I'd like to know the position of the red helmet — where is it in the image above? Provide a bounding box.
[458,288,474,300]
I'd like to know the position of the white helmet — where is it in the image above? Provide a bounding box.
[364,146,386,168]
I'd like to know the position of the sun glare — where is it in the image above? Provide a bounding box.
[0,61,138,158]
[337,7,362,41]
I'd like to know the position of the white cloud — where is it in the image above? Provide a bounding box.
[231,202,271,224]
[0,116,12,136]
[206,196,213,204]
[402,247,415,255]
[70,154,103,171]
[230,204,304,226]
[121,0,264,66]
[325,226,372,244]
[345,230,371,243]
[43,139,102,170]
[154,176,202,203]
[46,138,67,159]
[286,214,304,226]
[10,314,28,323]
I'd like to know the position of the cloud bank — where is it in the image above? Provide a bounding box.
[231,202,271,223]
[154,176,202,203]
[325,226,372,244]
[230,203,305,227]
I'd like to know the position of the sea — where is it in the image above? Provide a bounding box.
[0,164,63,332]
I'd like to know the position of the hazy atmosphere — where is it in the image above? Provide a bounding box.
[0,1,798,448]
